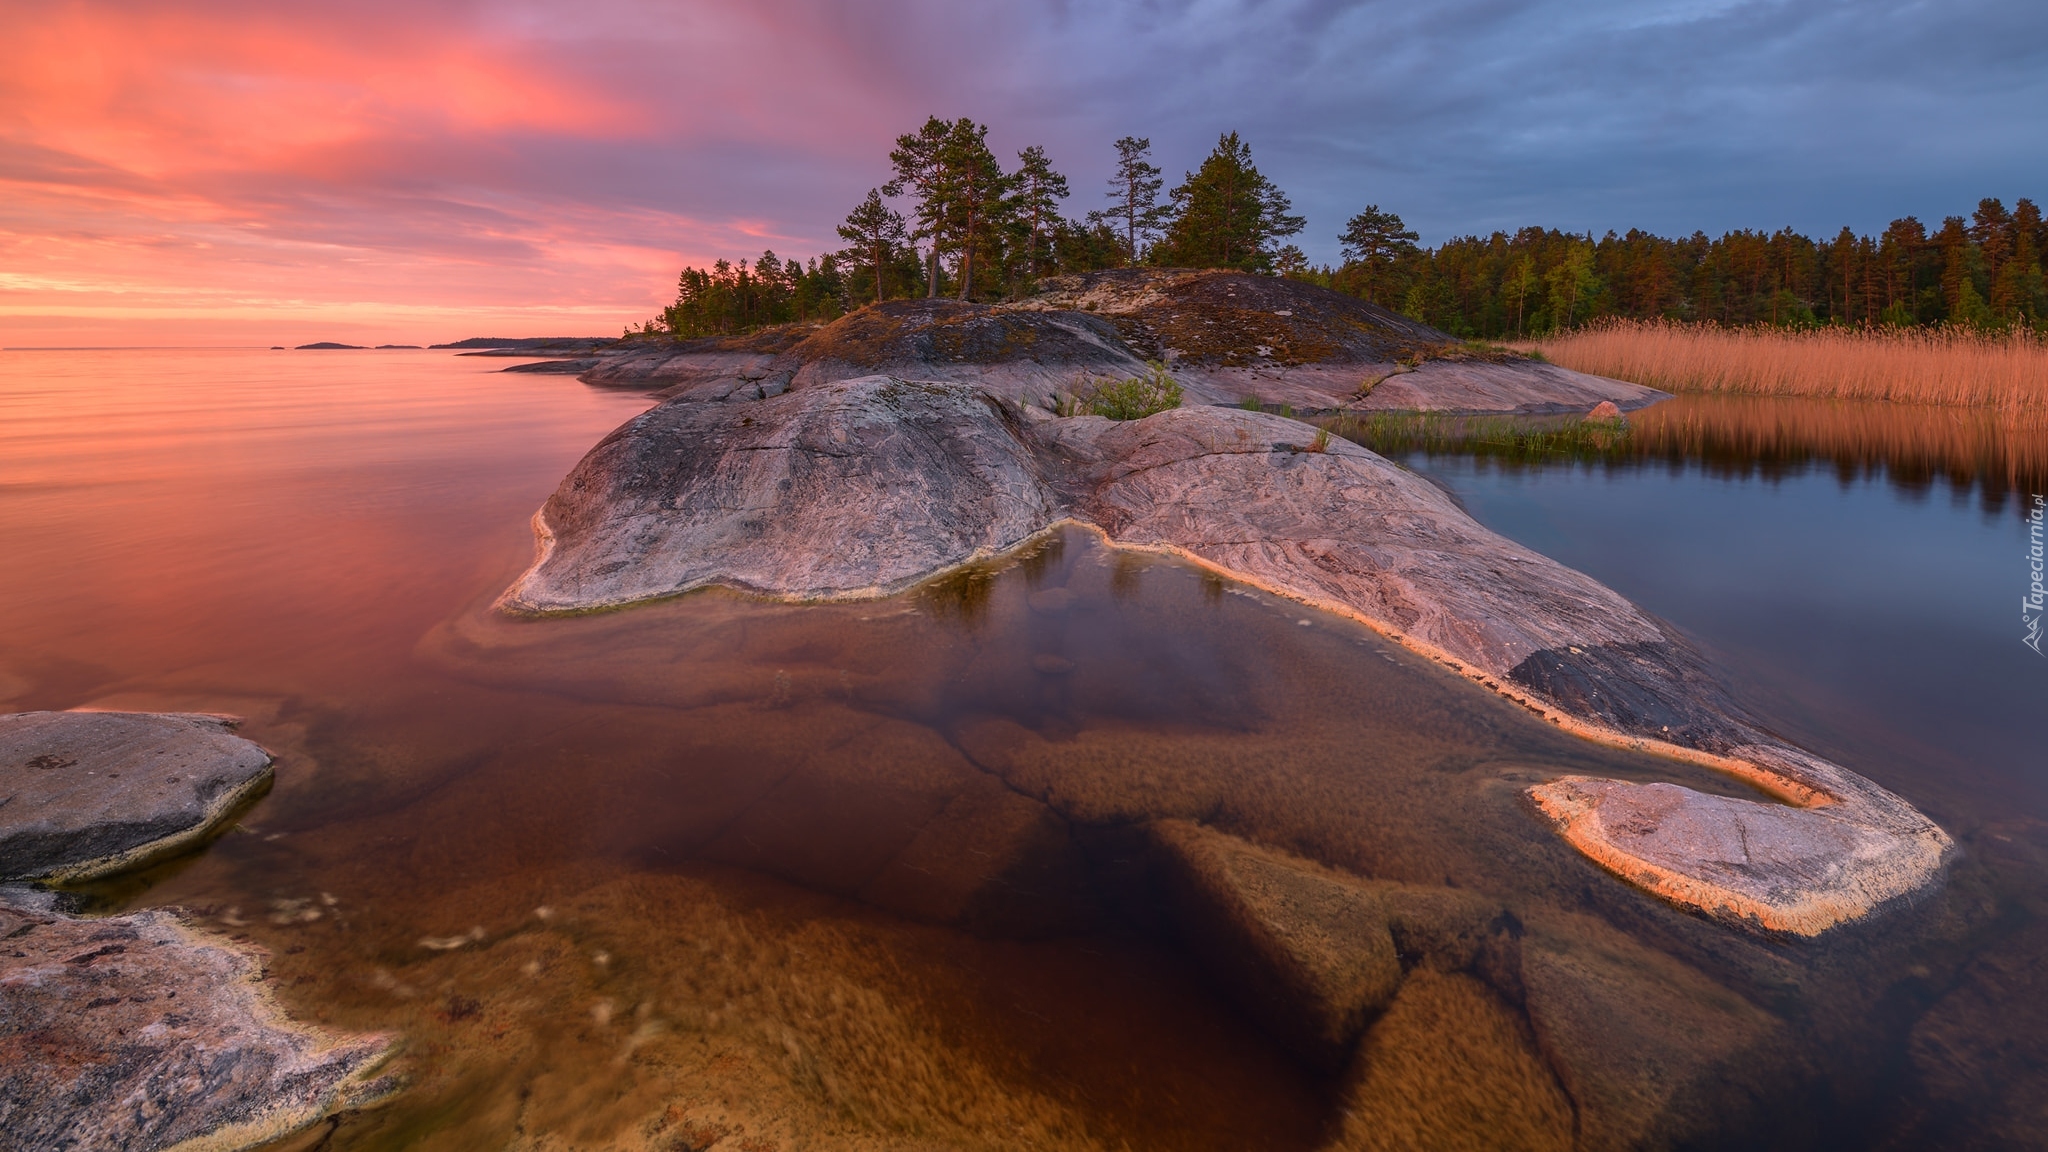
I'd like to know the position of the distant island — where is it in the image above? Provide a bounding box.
[294,341,363,350]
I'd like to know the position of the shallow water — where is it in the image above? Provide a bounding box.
[3,353,2043,1149]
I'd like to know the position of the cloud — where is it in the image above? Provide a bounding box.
[1,0,2042,344]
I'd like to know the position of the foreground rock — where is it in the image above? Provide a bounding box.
[0,894,394,1150]
[503,380,1056,610]
[1,712,396,1147]
[1,711,274,882]
[502,376,1950,936]
[575,269,1665,416]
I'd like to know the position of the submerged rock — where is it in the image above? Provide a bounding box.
[0,711,273,882]
[1330,970,1574,1152]
[501,375,1951,937]
[1146,820,1528,1070]
[0,898,394,1151]
[574,269,1664,416]
[1149,819,1406,1068]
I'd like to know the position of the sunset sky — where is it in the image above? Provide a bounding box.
[3,0,2043,347]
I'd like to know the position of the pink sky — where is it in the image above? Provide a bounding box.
[0,2,922,346]
[5,0,2038,347]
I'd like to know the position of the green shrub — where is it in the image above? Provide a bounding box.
[1070,361,1183,420]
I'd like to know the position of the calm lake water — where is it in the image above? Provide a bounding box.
[2,350,2043,1150]
[1403,440,2048,825]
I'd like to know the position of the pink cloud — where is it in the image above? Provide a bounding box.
[0,1,927,344]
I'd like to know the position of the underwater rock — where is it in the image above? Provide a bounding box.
[501,376,1952,937]
[1145,821,1532,1070]
[0,898,393,1151]
[1519,919,1780,1151]
[1148,820,1405,1068]
[0,710,273,882]
[1327,970,1574,1152]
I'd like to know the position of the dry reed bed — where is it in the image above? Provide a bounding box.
[1530,320,2048,409]
[1334,395,2048,501]
[1629,394,2048,496]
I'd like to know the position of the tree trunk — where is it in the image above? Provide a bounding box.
[959,209,975,300]
[927,246,939,298]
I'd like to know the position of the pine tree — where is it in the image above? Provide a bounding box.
[1154,132,1304,272]
[2001,199,2047,323]
[939,119,1009,300]
[884,117,955,298]
[1086,137,1166,266]
[837,189,908,306]
[1009,145,1070,285]
[1338,206,1420,308]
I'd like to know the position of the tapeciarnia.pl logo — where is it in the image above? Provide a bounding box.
[2026,493,2045,656]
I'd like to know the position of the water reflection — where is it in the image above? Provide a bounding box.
[1337,393,2048,519]
[2,353,2042,1150]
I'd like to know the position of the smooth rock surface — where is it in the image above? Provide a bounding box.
[499,377,1059,612]
[0,711,274,882]
[500,376,1951,935]
[0,898,393,1151]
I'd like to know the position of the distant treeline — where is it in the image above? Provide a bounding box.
[636,120,2044,340]
[1310,200,2047,339]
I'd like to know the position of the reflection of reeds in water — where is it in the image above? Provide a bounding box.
[1334,395,2048,514]
[1527,319,2048,410]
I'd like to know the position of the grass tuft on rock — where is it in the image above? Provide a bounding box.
[1058,361,1184,420]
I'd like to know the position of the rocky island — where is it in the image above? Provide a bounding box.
[509,270,1951,940]
[572,268,1666,416]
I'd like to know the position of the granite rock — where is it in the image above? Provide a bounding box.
[0,711,274,882]
[0,898,393,1151]
[499,376,1951,936]
[498,377,1059,612]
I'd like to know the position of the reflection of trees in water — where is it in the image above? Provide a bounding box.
[920,563,998,625]
[1016,533,1066,588]
[1338,396,2048,518]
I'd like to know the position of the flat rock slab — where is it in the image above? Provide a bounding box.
[1,711,274,882]
[0,896,393,1151]
[1527,742,1954,936]
[500,377,1952,935]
